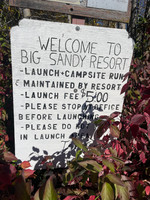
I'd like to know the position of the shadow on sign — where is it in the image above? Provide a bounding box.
[29,100,103,169]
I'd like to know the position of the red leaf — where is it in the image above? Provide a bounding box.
[139,152,147,164]
[46,162,53,168]
[144,112,150,124]
[110,112,121,119]
[4,134,9,142]
[145,186,150,195]
[105,149,110,155]
[115,142,124,157]
[96,120,109,138]
[3,151,18,162]
[123,71,131,81]
[139,127,147,134]
[10,164,17,175]
[85,180,92,187]
[0,164,11,190]
[142,87,150,96]
[88,196,96,200]
[99,115,109,120]
[130,125,139,137]
[22,169,35,179]
[20,161,31,169]
[131,114,145,125]
[120,81,130,94]
[141,137,147,144]
[144,100,150,114]
[148,124,150,139]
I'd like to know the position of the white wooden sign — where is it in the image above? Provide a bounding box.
[87,0,129,12]
[11,19,133,168]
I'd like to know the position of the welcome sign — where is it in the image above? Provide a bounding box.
[11,19,133,168]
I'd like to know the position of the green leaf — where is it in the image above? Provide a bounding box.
[43,176,57,200]
[106,174,124,187]
[78,160,102,173]
[121,166,131,172]
[110,156,124,165]
[102,159,115,173]
[72,138,88,152]
[75,150,82,160]
[109,148,117,157]
[101,182,114,200]
[76,169,86,177]
[116,185,129,200]
[137,184,145,198]
[89,147,101,156]
[68,160,78,172]
[110,125,120,138]
[63,172,74,185]
[13,176,30,200]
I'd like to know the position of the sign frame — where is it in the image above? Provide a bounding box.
[9,0,132,23]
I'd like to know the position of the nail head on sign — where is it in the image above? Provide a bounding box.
[76,26,80,31]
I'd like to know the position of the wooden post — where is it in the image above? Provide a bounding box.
[68,14,85,25]
[72,17,85,25]
[119,23,126,29]
[23,8,31,18]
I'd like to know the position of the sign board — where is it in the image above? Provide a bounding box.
[87,0,129,12]
[9,0,132,23]
[11,19,133,168]
[47,0,80,5]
